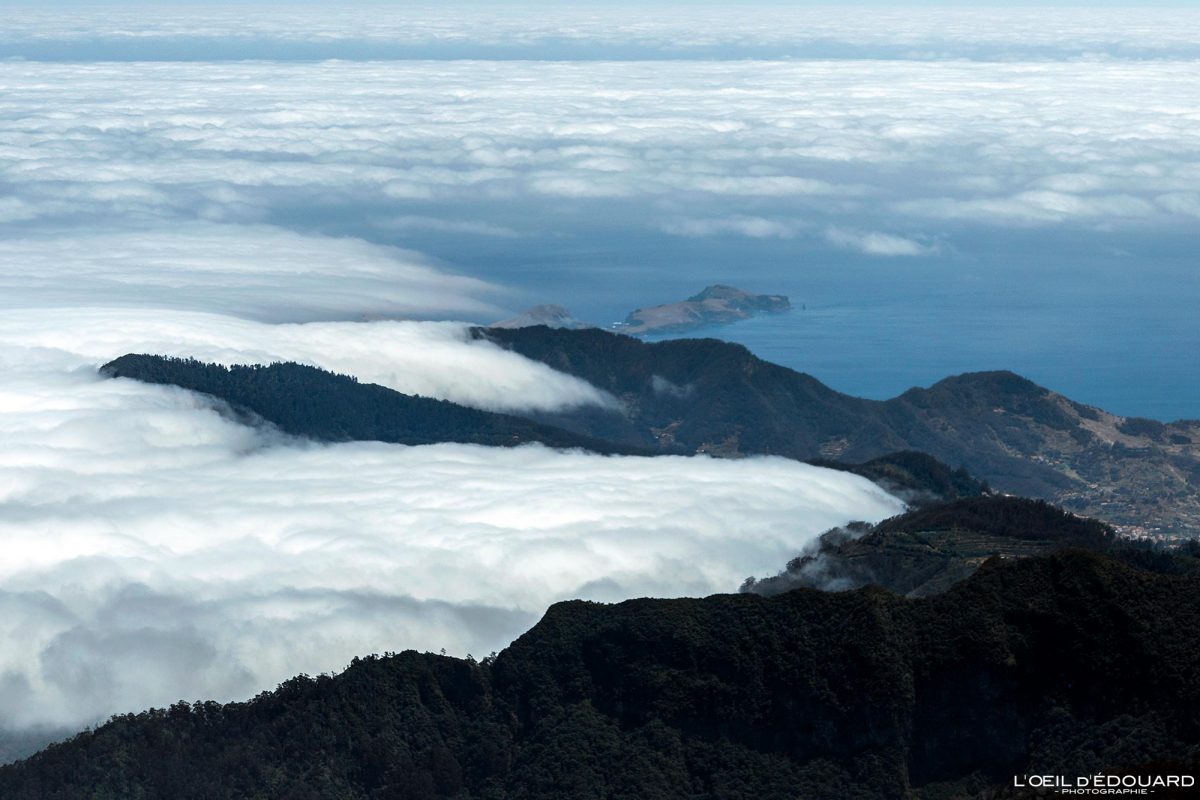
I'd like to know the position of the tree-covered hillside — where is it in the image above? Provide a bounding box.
[101,356,993,506]
[742,495,1137,598]
[3,550,1199,799]
[101,355,641,455]
[813,450,989,506]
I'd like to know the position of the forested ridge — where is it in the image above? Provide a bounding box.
[813,450,988,506]
[73,350,1200,800]
[743,495,1200,598]
[98,357,990,504]
[3,549,1199,799]
[101,355,642,455]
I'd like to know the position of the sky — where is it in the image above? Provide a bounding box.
[0,0,1197,752]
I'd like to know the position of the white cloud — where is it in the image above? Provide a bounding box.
[0,223,502,323]
[386,215,520,238]
[2,56,1198,248]
[662,215,799,239]
[3,7,1200,61]
[0,308,616,414]
[896,191,1158,225]
[1156,192,1200,219]
[0,294,890,732]
[0,337,904,731]
[678,175,839,197]
[826,228,933,257]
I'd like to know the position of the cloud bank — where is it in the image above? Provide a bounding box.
[0,308,615,414]
[2,55,1197,274]
[4,6,1200,62]
[0,277,899,736]
[0,336,904,731]
[826,228,934,257]
[0,224,502,323]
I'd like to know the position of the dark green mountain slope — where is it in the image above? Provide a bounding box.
[476,326,1200,534]
[3,551,1198,800]
[742,495,1128,598]
[813,450,988,507]
[100,356,987,505]
[101,355,645,455]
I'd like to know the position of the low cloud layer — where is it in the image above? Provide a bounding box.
[0,308,614,414]
[0,224,501,323]
[0,331,904,731]
[4,7,1200,61]
[826,228,935,257]
[0,0,1190,745]
[1,54,1196,278]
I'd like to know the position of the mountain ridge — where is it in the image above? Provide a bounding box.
[475,326,1200,535]
[739,494,1179,598]
[99,354,648,456]
[3,548,1198,799]
[98,356,999,507]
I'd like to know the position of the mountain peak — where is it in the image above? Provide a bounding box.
[922,370,1046,398]
[686,284,749,302]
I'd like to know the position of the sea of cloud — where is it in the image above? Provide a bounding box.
[1,1,1195,748]
[4,6,1200,61]
[2,55,1197,273]
[0,212,901,739]
[0,308,618,414]
[0,317,905,732]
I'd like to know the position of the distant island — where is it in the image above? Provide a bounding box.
[613,285,791,335]
[490,285,791,336]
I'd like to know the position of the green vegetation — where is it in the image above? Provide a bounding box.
[743,495,1200,598]
[814,451,989,506]
[101,334,1200,533]
[101,355,640,455]
[82,346,1200,798]
[3,550,1198,799]
[872,495,1112,545]
[99,356,993,507]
